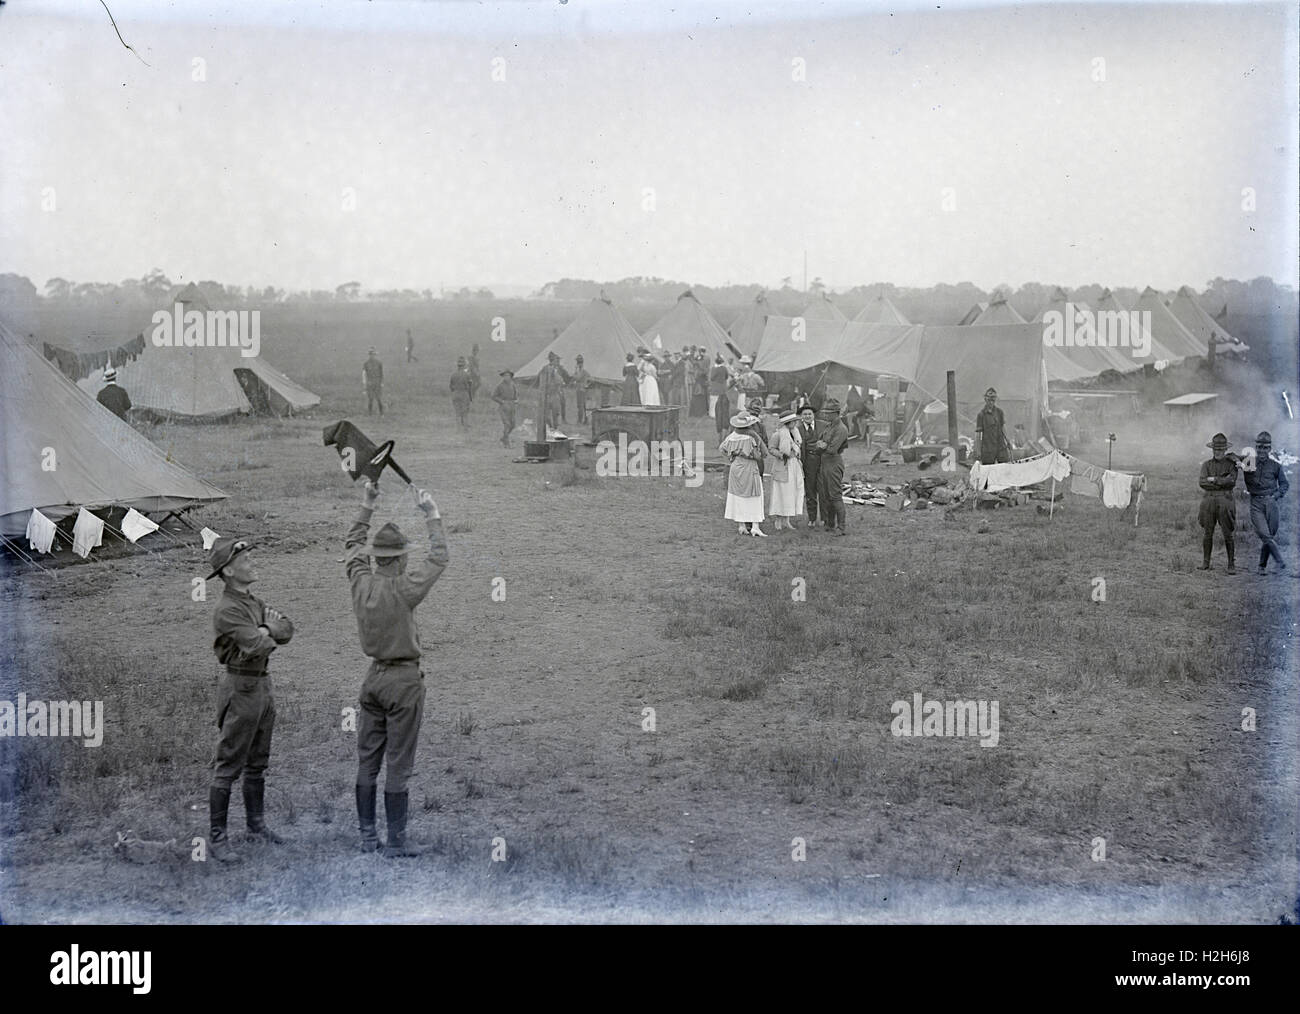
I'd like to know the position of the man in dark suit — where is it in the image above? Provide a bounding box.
[96,367,131,420]
[798,405,821,530]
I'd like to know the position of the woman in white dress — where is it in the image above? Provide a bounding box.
[638,354,662,407]
[720,412,769,537]
[767,411,805,531]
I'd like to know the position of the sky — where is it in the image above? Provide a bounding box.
[1,0,1296,294]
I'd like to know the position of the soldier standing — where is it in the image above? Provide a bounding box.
[572,355,590,424]
[974,388,1009,464]
[492,369,519,447]
[363,348,384,416]
[206,537,294,863]
[450,357,473,429]
[1243,430,1288,574]
[1197,432,1240,573]
[405,329,417,363]
[345,480,449,857]
[814,399,849,535]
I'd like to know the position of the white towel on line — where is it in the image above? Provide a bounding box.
[25,509,57,554]
[121,508,160,543]
[71,508,105,559]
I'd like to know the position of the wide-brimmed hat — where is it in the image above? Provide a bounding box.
[575,355,584,363]
[499,369,514,377]
[640,352,654,360]
[456,356,467,366]
[984,387,998,398]
[730,411,757,428]
[364,521,409,558]
[820,397,841,413]
[1206,432,1228,450]
[103,367,117,382]
[207,537,252,580]
[368,347,377,354]
[739,355,754,365]
[779,412,799,425]
[1255,430,1273,447]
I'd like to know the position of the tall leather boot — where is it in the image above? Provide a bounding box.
[244,779,287,843]
[1225,536,1236,575]
[383,791,423,858]
[1199,534,1213,570]
[208,786,242,864]
[356,783,380,853]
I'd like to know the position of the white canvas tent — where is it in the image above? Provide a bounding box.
[2,318,226,538]
[639,290,732,358]
[852,295,911,325]
[77,284,320,419]
[514,293,643,385]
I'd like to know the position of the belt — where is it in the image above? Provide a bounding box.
[226,665,267,677]
[370,658,420,668]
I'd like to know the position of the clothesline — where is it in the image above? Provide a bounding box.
[43,333,146,381]
[967,449,1147,522]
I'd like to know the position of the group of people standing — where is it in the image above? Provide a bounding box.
[1198,429,1289,575]
[618,345,717,414]
[721,398,852,537]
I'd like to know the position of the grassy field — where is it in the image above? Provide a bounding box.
[0,300,1296,923]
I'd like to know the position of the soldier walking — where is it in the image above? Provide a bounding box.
[206,537,294,863]
[492,369,519,447]
[345,479,449,857]
[1243,430,1289,574]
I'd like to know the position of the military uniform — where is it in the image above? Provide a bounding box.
[345,503,449,855]
[208,538,293,861]
[815,406,849,534]
[492,372,518,446]
[1243,433,1289,572]
[450,366,473,428]
[362,354,384,416]
[1198,435,1240,572]
[573,362,590,423]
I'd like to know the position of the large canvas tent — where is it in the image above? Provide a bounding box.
[514,293,642,385]
[966,297,1026,325]
[1133,286,1206,360]
[2,318,227,538]
[753,317,1047,439]
[639,290,732,358]
[727,293,776,355]
[799,293,848,323]
[1168,286,1249,356]
[1034,289,1142,382]
[957,302,989,325]
[76,284,320,419]
[852,295,911,325]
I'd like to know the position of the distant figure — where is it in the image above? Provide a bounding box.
[974,388,1008,464]
[467,344,481,400]
[492,370,518,447]
[405,330,417,363]
[1243,430,1288,574]
[638,353,661,407]
[733,356,765,415]
[96,367,131,421]
[539,352,566,430]
[620,353,641,407]
[449,357,473,429]
[1197,432,1240,573]
[363,348,384,416]
[573,355,590,423]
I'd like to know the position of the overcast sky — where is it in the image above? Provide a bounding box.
[1,0,1295,294]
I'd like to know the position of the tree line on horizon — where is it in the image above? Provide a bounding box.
[0,270,1294,326]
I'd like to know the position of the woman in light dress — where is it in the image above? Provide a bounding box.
[638,354,662,407]
[720,412,769,537]
[767,411,805,531]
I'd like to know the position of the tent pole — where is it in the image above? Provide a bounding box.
[946,370,959,454]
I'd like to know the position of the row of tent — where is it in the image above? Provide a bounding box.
[518,284,1243,387]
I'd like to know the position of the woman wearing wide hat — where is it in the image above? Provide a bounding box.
[767,412,805,531]
[720,411,770,537]
[638,352,662,407]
